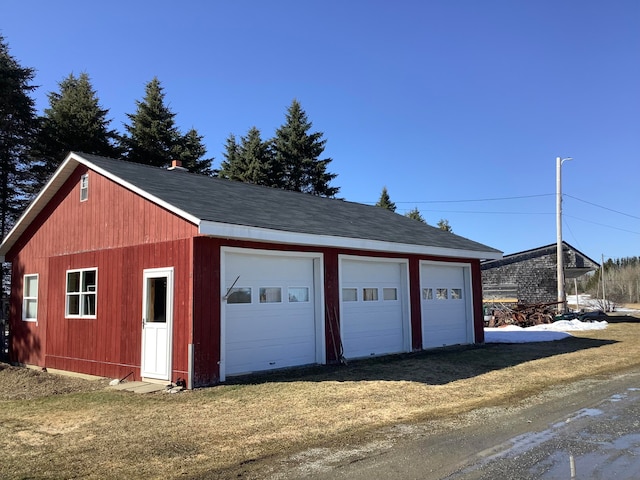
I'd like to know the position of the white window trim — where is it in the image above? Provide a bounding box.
[65,268,98,319]
[80,173,89,202]
[22,273,39,322]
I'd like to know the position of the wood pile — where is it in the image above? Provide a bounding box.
[485,301,561,328]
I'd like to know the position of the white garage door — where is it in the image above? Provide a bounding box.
[421,263,472,348]
[223,250,320,377]
[340,258,409,359]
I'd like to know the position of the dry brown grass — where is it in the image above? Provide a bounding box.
[2,316,640,479]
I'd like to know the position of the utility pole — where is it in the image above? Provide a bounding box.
[556,156,572,314]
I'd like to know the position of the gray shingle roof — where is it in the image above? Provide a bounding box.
[81,153,501,256]
[0,152,502,259]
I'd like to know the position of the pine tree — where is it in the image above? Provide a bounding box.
[0,35,38,292]
[218,127,275,185]
[239,127,275,185]
[375,186,396,212]
[218,134,242,180]
[175,128,214,176]
[32,72,119,188]
[405,207,426,223]
[121,77,180,168]
[437,218,452,232]
[272,99,339,196]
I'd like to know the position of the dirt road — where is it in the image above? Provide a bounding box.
[230,369,640,479]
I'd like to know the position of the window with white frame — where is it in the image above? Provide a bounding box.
[80,174,89,202]
[288,287,309,303]
[259,287,282,303]
[23,274,39,322]
[66,268,97,318]
[363,288,379,301]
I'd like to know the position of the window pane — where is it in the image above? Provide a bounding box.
[383,288,397,301]
[80,174,88,201]
[288,287,309,302]
[146,278,166,322]
[83,270,96,292]
[83,294,97,316]
[259,287,282,303]
[227,287,251,304]
[436,288,448,300]
[363,288,378,301]
[67,272,80,293]
[422,288,433,300]
[342,288,357,302]
[25,275,38,297]
[67,295,80,315]
[451,288,462,300]
[25,299,38,319]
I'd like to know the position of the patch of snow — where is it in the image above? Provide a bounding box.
[485,319,608,343]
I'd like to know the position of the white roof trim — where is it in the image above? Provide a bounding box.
[0,152,502,263]
[199,220,502,260]
[78,155,200,225]
[0,152,199,258]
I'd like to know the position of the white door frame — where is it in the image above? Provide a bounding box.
[141,267,174,381]
[219,247,325,382]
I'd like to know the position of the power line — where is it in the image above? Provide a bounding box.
[397,209,554,216]
[564,194,640,220]
[366,193,555,205]
[564,214,640,235]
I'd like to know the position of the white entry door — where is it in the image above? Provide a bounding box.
[141,267,174,380]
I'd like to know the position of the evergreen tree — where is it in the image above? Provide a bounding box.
[31,72,119,189]
[175,128,214,176]
[218,134,242,180]
[272,99,339,196]
[218,127,275,185]
[238,127,275,185]
[405,207,426,223]
[0,35,38,292]
[375,186,396,212]
[437,218,452,232]
[121,77,180,168]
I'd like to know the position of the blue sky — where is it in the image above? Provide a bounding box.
[2,1,639,262]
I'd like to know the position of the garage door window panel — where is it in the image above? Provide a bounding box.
[288,287,309,303]
[383,288,398,301]
[423,288,433,300]
[451,288,463,300]
[228,287,252,304]
[363,288,378,301]
[436,288,448,300]
[342,288,358,302]
[259,287,282,303]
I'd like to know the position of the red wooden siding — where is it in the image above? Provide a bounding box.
[192,237,221,386]
[7,165,197,260]
[322,249,341,364]
[7,163,488,385]
[39,239,193,381]
[7,165,197,381]
[471,259,485,343]
[408,257,423,350]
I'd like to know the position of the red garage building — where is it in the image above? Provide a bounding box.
[0,152,501,387]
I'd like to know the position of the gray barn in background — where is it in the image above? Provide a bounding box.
[481,242,600,304]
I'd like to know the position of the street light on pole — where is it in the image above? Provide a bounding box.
[556,156,572,313]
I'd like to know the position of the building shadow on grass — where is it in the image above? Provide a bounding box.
[225,335,618,386]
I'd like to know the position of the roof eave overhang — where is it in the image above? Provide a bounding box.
[199,220,503,261]
[0,152,200,259]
